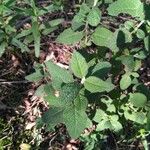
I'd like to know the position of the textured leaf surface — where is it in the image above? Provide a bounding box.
[60,83,81,105]
[92,27,112,46]
[63,95,88,139]
[84,76,115,93]
[56,28,84,45]
[108,0,144,19]
[87,7,101,27]
[41,107,64,129]
[70,51,88,78]
[129,93,147,107]
[92,27,117,51]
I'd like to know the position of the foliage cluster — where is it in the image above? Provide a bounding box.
[1,0,150,149]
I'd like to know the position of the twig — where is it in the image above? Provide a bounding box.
[0,80,32,84]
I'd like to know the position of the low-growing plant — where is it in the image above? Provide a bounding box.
[13,0,150,148]
[0,0,63,57]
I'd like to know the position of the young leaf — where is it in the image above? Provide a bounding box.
[129,93,147,107]
[56,28,84,45]
[84,76,115,93]
[107,0,144,20]
[70,51,88,78]
[120,74,132,90]
[87,7,101,27]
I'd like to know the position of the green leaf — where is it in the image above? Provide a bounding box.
[45,61,73,89]
[38,85,88,139]
[32,21,41,57]
[91,61,111,79]
[41,107,64,129]
[60,82,81,105]
[15,29,32,39]
[93,109,107,122]
[92,27,113,47]
[25,69,44,82]
[42,26,58,35]
[136,29,145,39]
[96,115,122,132]
[56,28,84,45]
[84,76,115,93]
[144,36,150,51]
[63,96,88,139]
[79,3,90,15]
[11,38,30,52]
[117,55,135,72]
[120,74,132,90]
[91,27,118,52]
[124,110,146,124]
[87,7,101,27]
[107,0,144,20]
[70,51,88,78]
[129,93,147,107]
[0,41,6,57]
[48,18,64,27]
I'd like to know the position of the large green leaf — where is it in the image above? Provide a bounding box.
[38,84,88,139]
[84,76,115,93]
[87,7,101,27]
[129,93,147,107]
[56,28,84,45]
[107,0,144,20]
[63,95,88,139]
[70,51,88,78]
[64,108,87,139]
[92,27,118,52]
